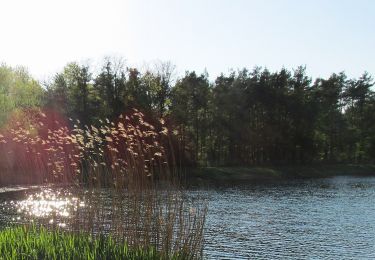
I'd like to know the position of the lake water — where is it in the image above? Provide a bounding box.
[204,176,375,259]
[1,176,375,259]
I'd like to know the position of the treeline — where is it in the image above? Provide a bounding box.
[171,67,375,165]
[1,60,374,166]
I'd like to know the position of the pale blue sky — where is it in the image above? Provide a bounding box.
[0,0,374,80]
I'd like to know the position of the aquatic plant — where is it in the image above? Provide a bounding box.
[0,108,207,259]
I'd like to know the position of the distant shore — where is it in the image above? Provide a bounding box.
[186,164,375,186]
[1,164,375,187]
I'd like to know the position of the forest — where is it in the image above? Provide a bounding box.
[1,58,374,167]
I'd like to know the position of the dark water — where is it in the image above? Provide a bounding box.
[1,176,375,259]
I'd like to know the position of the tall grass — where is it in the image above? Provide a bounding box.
[0,108,207,259]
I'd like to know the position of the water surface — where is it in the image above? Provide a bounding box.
[204,176,375,259]
[1,176,375,259]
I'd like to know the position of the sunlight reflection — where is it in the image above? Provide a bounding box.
[16,188,84,219]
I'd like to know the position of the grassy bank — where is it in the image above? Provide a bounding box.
[0,225,186,260]
[188,164,375,185]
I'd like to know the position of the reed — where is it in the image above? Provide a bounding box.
[0,108,207,259]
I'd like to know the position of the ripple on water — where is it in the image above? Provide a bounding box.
[1,177,375,259]
[203,176,375,259]
[0,187,85,227]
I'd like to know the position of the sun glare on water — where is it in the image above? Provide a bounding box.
[16,188,85,221]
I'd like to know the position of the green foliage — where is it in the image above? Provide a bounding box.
[46,62,97,125]
[171,71,210,164]
[94,58,127,119]
[4,58,375,166]
[171,67,375,166]
[0,64,44,125]
[0,225,187,259]
[46,59,175,124]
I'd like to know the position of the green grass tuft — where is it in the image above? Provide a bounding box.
[0,225,185,260]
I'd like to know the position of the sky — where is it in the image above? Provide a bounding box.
[0,0,374,81]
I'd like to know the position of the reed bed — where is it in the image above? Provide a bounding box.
[0,108,207,259]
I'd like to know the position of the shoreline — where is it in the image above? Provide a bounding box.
[186,164,375,186]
